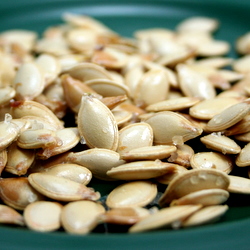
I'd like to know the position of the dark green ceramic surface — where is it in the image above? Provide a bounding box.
[1,0,250,249]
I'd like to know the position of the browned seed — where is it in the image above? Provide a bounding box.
[0,177,45,210]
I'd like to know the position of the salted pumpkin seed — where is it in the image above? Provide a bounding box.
[36,127,80,159]
[107,160,176,180]
[124,65,144,98]
[182,205,228,227]
[66,148,125,181]
[0,114,20,150]
[159,169,230,207]
[17,128,60,149]
[236,142,250,167]
[85,78,130,97]
[134,68,170,107]
[101,95,128,110]
[62,12,114,32]
[191,57,233,69]
[106,181,157,208]
[99,207,150,225]
[236,32,250,55]
[177,17,218,33]
[117,123,153,154]
[28,152,71,174]
[5,142,35,176]
[143,111,202,145]
[234,131,250,142]
[189,97,240,120]
[13,62,45,100]
[91,46,128,69]
[35,54,61,86]
[129,205,201,233]
[77,95,119,151]
[190,152,234,174]
[0,86,16,106]
[0,149,7,175]
[61,200,105,234]
[10,100,63,129]
[112,109,133,126]
[156,47,195,67]
[20,116,58,131]
[146,97,201,112]
[43,163,92,185]
[200,133,241,154]
[167,144,194,167]
[28,173,100,202]
[120,145,177,161]
[156,164,189,185]
[170,188,229,206]
[66,62,112,83]
[227,175,250,194]
[205,100,250,132]
[0,177,45,210]
[177,64,216,100]
[0,29,37,52]
[66,28,96,53]
[24,201,62,232]
[0,204,24,226]
[233,55,250,73]
[61,74,101,113]
[143,60,178,88]
[197,40,230,57]
[224,114,250,136]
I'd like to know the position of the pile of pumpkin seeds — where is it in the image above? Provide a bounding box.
[1,13,250,234]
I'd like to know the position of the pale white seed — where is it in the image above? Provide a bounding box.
[134,69,170,107]
[236,142,250,167]
[117,123,153,154]
[177,64,216,100]
[13,62,45,100]
[129,205,201,233]
[200,133,241,154]
[0,204,24,226]
[177,17,219,33]
[66,62,112,83]
[99,207,150,225]
[24,201,62,232]
[120,145,177,161]
[171,189,229,206]
[61,200,105,234]
[190,152,234,174]
[182,205,228,227]
[143,111,202,145]
[205,101,250,132]
[77,95,118,150]
[189,97,240,120]
[159,169,230,206]
[106,181,157,208]
[107,160,176,180]
[67,148,125,181]
[227,175,250,194]
[35,54,61,86]
[85,78,130,97]
[28,173,100,202]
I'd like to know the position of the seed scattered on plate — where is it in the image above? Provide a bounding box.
[0,12,249,235]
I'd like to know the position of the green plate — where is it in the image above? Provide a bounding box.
[1,0,250,249]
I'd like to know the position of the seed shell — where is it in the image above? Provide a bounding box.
[106,181,157,208]
[24,201,62,232]
[129,205,201,233]
[77,95,119,151]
